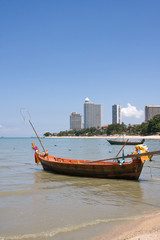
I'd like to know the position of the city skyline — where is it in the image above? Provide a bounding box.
[70,99,160,131]
[0,1,160,137]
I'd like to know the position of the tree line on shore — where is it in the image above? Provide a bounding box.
[44,114,160,137]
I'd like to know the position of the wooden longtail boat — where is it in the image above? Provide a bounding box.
[106,138,145,145]
[32,143,160,180]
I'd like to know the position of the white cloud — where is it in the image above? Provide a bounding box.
[0,124,20,135]
[121,103,143,119]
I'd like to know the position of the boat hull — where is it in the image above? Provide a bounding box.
[38,155,144,180]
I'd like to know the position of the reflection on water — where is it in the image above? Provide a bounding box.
[34,170,144,201]
[34,170,160,211]
[0,138,160,240]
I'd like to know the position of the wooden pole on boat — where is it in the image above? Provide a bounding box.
[116,139,129,157]
[29,120,46,152]
[87,150,160,163]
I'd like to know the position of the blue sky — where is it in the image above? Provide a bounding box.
[0,0,160,137]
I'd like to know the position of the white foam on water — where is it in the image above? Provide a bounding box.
[0,216,141,240]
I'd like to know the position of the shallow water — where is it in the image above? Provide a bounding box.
[0,138,160,240]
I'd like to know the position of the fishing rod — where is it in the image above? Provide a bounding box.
[20,109,46,152]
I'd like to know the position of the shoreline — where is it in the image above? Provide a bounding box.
[45,135,160,139]
[91,211,160,240]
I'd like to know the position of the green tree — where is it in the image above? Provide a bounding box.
[147,114,160,134]
[44,132,52,137]
[140,122,148,135]
[107,123,127,135]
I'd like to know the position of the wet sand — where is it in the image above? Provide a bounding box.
[92,212,160,240]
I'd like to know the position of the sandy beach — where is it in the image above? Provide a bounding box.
[92,211,160,240]
[46,135,160,139]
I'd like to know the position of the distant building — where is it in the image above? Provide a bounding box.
[145,105,160,122]
[112,104,121,124]
[84,97,102,128]
[70,112,82,130]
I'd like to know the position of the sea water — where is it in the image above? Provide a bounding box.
[0,137,160,240]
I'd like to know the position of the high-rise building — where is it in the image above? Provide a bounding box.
[145,105,160,122]
[84,98,102,128]
[70,112,82,130]
[112,104,121,124]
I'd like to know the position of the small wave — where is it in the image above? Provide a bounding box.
[0,216,141,240]
[0,189,37,197]
[0,166,15,169]
[149,178,160,182]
